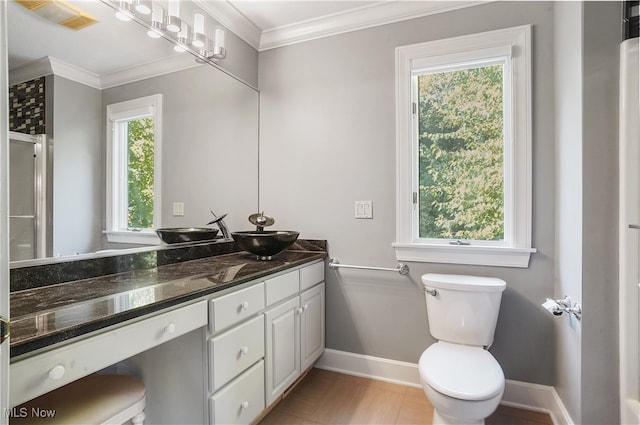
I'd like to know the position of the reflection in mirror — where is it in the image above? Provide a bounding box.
[7,0,259,265]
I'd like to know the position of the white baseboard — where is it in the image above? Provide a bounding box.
[315,349,574,425]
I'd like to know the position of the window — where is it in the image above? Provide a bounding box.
[394,26,535,268]
[106,94,162,244]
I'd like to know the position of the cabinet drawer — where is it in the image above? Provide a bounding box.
[209,315,264,392]
[300,261,325,292]
[209,283,265,333]
[265,270,299,306]
[10,301,208,407]
[209,360,265,425]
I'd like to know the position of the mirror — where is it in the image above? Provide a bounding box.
[7,0,259,264]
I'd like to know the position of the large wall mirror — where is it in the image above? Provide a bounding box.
[7,0,259,264]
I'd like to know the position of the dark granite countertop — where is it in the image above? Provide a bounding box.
[10,250,326,358]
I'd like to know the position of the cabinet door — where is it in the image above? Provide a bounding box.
[300,282,325,371]
[264,297,300,405]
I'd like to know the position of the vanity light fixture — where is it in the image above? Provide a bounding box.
[103,0,229,62]
[146,3,165,38]
[210,26,226,59]
[166,0,182,33]
[16,0,98,30]
[173,20,191,52]
[114,0,134,21]
[191,12,207,48]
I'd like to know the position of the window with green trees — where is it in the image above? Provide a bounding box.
[394,26,533,267]
[106,94,162,243]
[417,63,505,241]
[126,117,155,229]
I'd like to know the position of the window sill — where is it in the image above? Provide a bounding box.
[392,242,536,268]
[104,230,161,245]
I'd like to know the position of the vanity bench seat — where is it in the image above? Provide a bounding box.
[9,250,326,414]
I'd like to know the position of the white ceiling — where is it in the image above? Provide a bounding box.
[7,0,483,86]
[229,1,381,30]
[202,0,485,51]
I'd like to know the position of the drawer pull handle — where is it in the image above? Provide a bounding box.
[297,307,304,315]
[302,304,309,311]
[48,365,65,380]
[241,401,249,409]
[240,301,249,310]
[240,346,249,355]
[165,323,176,334]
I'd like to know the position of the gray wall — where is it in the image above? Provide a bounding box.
[102,65,259,239]
[259,1,557,384]
[554,2,583,420]
[580,2,620,423]
[50,75,102,257]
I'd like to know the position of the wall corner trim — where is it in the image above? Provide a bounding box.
[315,348,575,425]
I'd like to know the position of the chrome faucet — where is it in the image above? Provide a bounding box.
[207,211,230,239]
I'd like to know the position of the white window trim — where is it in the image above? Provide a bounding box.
[394,25,535,268]
[105,94,163,245]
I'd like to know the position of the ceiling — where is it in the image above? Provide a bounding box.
[202,0,485,51]
[7,0,483,85]
[229,1,381,31]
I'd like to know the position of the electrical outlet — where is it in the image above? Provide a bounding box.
[355,201,373,219]
[173,202,184,216]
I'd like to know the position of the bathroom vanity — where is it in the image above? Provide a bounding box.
[9,243,326,424]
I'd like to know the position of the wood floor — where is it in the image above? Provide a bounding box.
[258,368,553,425]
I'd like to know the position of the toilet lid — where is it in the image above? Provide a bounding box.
[419,342,504,401]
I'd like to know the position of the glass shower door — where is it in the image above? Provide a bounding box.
[9,132,46,262]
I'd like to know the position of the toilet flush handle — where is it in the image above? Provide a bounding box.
[424,287,438,296]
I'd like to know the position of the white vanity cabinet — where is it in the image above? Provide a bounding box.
[264,261,325,406]
[206,260,325,423]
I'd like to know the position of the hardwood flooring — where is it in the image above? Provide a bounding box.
[258,368,553,425]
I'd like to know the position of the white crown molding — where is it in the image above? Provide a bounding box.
[258,1,491,51]
[9,54,200,90]
[49,57,102,89]
[9,57,101,88]
[194,0,262,50]
[99,54,203,89]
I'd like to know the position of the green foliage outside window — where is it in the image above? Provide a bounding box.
[127,117,154,229]
[417,64,504,240]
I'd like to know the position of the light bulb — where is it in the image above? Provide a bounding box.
[147,28,162,38]
[191,12,206,48]
[147,4,165,37]
[193,12,205,33]
[212,27,226,59]
[115,0,133,21]
[166,0,181,32]
[133,0,151,15]
[115,11,132,21]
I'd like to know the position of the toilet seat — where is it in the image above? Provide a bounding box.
[419,341,504,401]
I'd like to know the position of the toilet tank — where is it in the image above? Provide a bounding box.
[422,273,506,347]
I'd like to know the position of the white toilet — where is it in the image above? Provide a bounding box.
[418,273,506,425]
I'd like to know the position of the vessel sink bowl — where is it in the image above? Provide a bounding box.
[231,231,300,260]
[156,227,219,244]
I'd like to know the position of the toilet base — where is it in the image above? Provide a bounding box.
[422,380,502,425]
[432,410,484,425]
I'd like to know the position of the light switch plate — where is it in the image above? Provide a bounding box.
[173,202,184,216]
[355,201,373,219]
